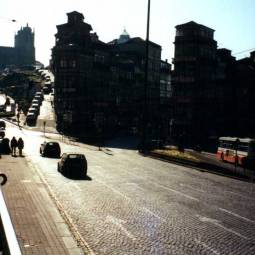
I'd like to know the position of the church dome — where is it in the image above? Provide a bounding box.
[118,29,130,44]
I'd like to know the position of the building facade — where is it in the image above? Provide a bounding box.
[172,21,255,149]
[0,24,35,69]
[172,21,218,146]
[52,11,164,140]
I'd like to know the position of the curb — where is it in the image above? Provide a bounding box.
[140,151,254,182]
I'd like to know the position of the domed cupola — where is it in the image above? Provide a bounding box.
[117,28,130,44]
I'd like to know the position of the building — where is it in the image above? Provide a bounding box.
[172,21,255,149]
[172,21,218,146]
[0,24,35,69]
[235,51,255,138]
[52,11,163,140]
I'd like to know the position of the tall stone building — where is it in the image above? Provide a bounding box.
[15,24,35,66]
[52,11,163,140]
[0,24,35,69]
[172,21,218,146]
[172,21,255,150]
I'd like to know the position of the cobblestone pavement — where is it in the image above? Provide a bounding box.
[4,123,255,255]
[25,139,255,254]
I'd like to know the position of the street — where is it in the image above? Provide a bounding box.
[4,122,255,255]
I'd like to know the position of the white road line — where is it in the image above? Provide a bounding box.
[97,180,131,201]
[72,183,82,191]
[198,215,249,240]
[194,239,221,255]
[106,215,136,241]
[125,182,144,191]
[213,221,249,240]
[219,208,255,224]
[142,207,165,221]
[154,183,199,202]
[179,183,203,193]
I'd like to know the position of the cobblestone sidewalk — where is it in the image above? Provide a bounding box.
[0,155,84,255]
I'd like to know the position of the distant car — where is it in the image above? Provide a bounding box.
[35,92,44,100]
[0,128,5,138]
[26,112,37,125]
[0,138,11,154]
[28,107,39,116]
[57,153,87,177]
[40,141,61,158]
[32,99,40,105]
[31,103,40,108]
[0,120,6,129]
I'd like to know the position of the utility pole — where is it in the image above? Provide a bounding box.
[141,0,151,153]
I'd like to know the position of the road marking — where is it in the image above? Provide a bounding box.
[125,182,144,191]
[142,207,164,221]
[97,180,131,201]
[154,183,199,201]
[194,239,221,255]
[21,179,32,183]
[197,215,249,240]
[179,183,203,193]
[219,208,255,224]
[72,183,82,191]
[106,215,136,241]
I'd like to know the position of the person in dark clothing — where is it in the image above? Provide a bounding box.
[10,136,18,156]
[17,138,24,156]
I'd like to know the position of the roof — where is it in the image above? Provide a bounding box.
[219,137,255,143]
[175,21,215,32]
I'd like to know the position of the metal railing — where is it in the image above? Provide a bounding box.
[0,173,22,255]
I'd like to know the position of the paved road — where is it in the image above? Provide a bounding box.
[5,123,255,255]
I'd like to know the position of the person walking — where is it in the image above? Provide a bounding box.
[17,137,24,156]
[10,136,18,156]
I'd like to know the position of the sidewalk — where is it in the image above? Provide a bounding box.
[0,154,84,255]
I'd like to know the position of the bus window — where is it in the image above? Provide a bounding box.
[238,143,249,152]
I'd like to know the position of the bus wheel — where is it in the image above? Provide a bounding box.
[221,153,224,161]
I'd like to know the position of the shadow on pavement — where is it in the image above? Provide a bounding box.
[61,172,92,181]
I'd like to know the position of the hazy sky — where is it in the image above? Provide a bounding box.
[1,0,254,66]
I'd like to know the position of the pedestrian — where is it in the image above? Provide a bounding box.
[17,137,24,156]
[10,136,18,156]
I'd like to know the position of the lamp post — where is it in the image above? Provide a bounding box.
[141,0,151,152]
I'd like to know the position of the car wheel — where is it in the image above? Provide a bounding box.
[57,163,60,172]
[39,148,42,154]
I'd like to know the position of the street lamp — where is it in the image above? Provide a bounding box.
[141,0,151,152]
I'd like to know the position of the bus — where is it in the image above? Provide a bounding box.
[217,137,255,168]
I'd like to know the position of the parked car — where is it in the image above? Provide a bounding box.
[0,128,5,138]
[32,99,40,104]
[31,103,40,108]
[40,141,61,158]
[26,112,37,125]
[0,138,11,154]
[35,92,44,100]
[0,120,6,129]
[57,153,87,177]
[28,107,39,116]
[34,95,43,102]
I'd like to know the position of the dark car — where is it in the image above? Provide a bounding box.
[40,141,61,158]
[0,127,5,138]
[0,120,6,129]
[57,153,87,177]
[0,138,11,154]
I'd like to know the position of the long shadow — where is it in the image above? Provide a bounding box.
[61,172,92,181]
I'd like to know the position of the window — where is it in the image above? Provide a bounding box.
[60,59,67,68]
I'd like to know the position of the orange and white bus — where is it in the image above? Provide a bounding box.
[217,137,255,167]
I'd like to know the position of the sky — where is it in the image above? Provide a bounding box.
[0,0,254,66]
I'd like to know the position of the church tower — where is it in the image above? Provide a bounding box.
[15,24,35,66]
